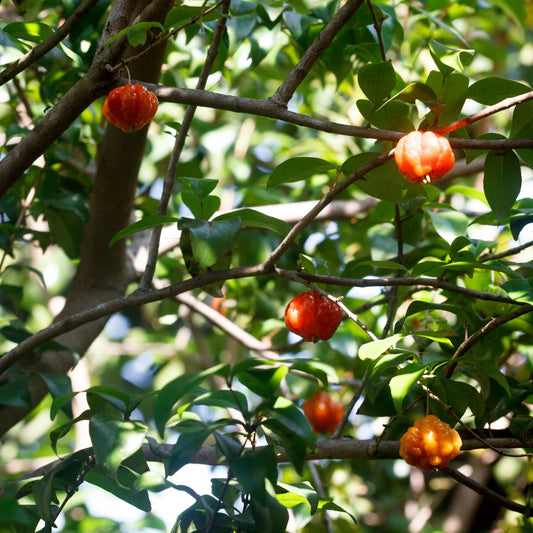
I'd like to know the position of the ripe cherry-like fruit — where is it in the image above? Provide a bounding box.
[399,414,462,471]
[103,83,158,133]
[394,130,455,183]
[302,391,344,434]
[284,290,343,342]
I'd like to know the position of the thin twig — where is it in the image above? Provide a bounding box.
[308,463,335,533]
[442,465,531,516]
[443,304,533,377]
[479,240,533,262]
[420,383,532,458]
[382,204,403,338]
[0,263,268,376]
[109,1,225,74]
[436,89,533,135]
[271,0,365,106]
[366,0,387,62]
[331,369,367,439]
[139,0,230,289]
[261,151,394,270]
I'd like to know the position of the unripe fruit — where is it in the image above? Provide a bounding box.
[284,290,343,342]
[399,414,462,471]
[103,83,158,133]
[394,130,455,183]
[302,391,344,434]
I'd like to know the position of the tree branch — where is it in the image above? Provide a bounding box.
[0,0,143,199]
[271,0,365,106]
[436,89,533,135]
[441,465,531,516]
[261,151,394,270]
[150,84,533,149]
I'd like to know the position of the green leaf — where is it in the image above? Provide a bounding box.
[127,23,154,47]
[426,376,485,421]
[502,279,533,304]
[484,151,521,224]
[428,39,474,75]
[104,21,164,49]
[109,215,178,247]
[178,177,218,198]
[358,60,396,104]
[85,453,151,512]
[50,411,93,455]
[262,397,316,475]
[267,157,337,188]
[0,374,31,409]
[214,208,291,238]
[412,331,453,347]
[230,447,278,504]
[467,77,531,105]
[390,363,426,414]
[412,6,470,47]
[191,389,249,412]
[0,497,39,529]
[3,21,54,43]
[178,216,241,272]
[165,6,222,28]
[214,432,244,462]
[358,334,404,360]
[236,365,289,399]
[426,208,469,245]
[89,415,147,477]
[181,191,220,220]
[167,426,212,476]
[511,100,533,139]
[277,481,319,513]
[396,301,467,331]
[392,82,438,105]
[249,491,289,533]
[154,365,226,437]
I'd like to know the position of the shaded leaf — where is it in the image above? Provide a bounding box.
[484,151,521,223]
[179,216,241,273]
[358,60,396,104]
[89,415,147,477]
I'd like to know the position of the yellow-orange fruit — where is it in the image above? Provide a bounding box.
[399,414,462,471]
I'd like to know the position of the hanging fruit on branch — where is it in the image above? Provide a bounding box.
[103,83,158,133]
[394,130,455,183]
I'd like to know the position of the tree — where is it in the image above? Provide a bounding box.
[0,0,532,531]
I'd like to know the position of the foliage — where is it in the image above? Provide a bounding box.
[0,0,533,532]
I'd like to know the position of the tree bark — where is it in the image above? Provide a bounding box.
[0,0,174,437]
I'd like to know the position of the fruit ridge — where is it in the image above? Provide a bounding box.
[103,83,158,133]
[399,414,462,471]
[284,290,343,342]
[302,391,344,434]
[394,130,455,183]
